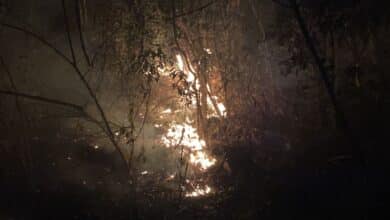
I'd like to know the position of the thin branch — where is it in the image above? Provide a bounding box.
[173,0,217,18]
[0,22,74,66]
[1,17,128,170]
[0,56,17,91]
[0,56,34,177]
[0,55,27,129]
[270,0,292,8]
[74,0,91,66]
[250,0,266,42]
[61,1,128,168]
[134,90,152,140]
[0,89,84,112]
[171,0,196,73]
[206,87,223,118]
[62,0,77,64]
[171,0,204,135]
[289,0,366,168]
[290,0,344,128]
[0,56,22,111]
[1,55,101,173]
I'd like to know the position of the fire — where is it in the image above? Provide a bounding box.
[161,108,172,114]
[161,122,205,151]
[158,66,170,76]
[175,55,226,118]
[189,151,216,170]
[176,54,184,71]
[207,95,227,118]
[204,48,212,54]
[217,102,226,116]
[176,54,197,86]
[185,185,212,197]
[166,174,175,180]
[156,53,226,198]
[160,121,216,170]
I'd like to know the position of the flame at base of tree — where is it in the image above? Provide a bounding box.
[153,53,226,197]
[161,121,216,170]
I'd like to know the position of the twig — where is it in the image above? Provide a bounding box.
[0,89,84,112]
[62,0,77,64]
[134,90,152,140]
[171,0,196,74]
[0,22,74,66]
[289,0,346,132]
[61,1,128,169]
[0,56,22,111]
[289,0,366,169]
[1,56,34,181]
[74,0,91,66]
[205,83,223,118]
[173,0,218,18]
[1,16,128,170]
[270,0,292,8]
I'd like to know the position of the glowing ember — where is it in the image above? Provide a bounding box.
[185,185,212,197]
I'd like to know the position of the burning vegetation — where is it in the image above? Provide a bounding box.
[1,0,390,219]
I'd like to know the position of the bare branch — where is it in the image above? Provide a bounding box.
[270,0,292,8]
[0,89,84,112]
[74,0,91,66]
[0,22,74,66]
[1,17,128,170]
[60,0,128,168]
[173,0,218,18]
[288,0,366,169]
[0,55,26,122]
[62,0,77,64]
[171,0,196,73]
